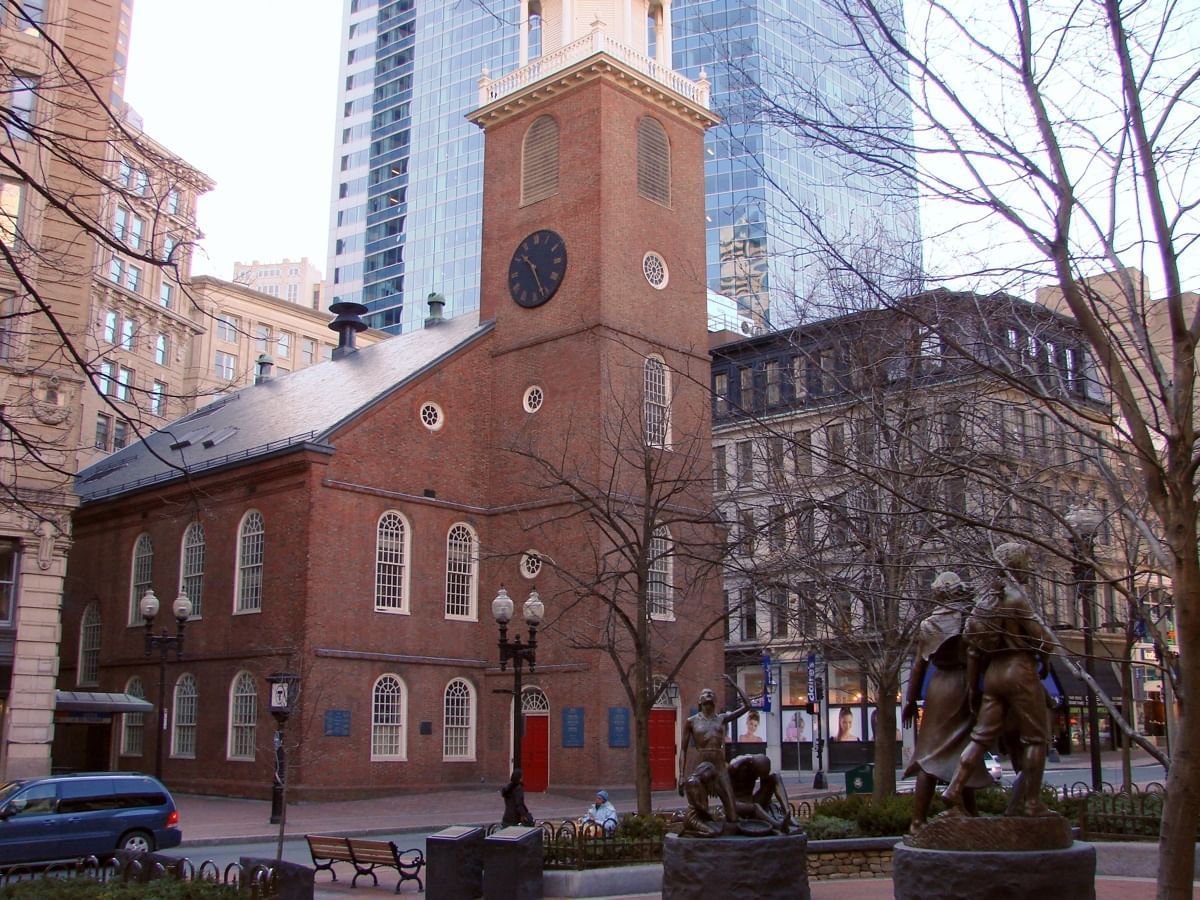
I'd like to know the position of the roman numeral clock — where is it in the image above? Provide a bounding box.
[508,229,567,308]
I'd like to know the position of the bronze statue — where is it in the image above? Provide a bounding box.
[679,755,794,837]
[942,543,1056,817]
[902,571,990,831]
[500,768,534,827]
[677,675,751,825]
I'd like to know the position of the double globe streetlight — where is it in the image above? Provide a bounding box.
[139,589,193,780]
[492,587,544,778]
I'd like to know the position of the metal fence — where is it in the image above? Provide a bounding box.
[0,854,280,896]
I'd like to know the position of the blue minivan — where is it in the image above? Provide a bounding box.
[0,773,182,865]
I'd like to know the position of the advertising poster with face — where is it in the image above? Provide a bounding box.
[783,710,810,743]
[736,708,768,743]
[830,706,859,742]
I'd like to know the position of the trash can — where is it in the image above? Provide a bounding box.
[845,763,874,794]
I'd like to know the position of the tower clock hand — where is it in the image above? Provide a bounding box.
[523,256,548,298]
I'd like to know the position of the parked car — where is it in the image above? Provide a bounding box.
[983,752,1004,783]
[0,772,181,865]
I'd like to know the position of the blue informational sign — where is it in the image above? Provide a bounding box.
[324,709,351,737]
[562,707,585,747]
[608,707,631,748]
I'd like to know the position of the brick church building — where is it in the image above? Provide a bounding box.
[56,3,726,799]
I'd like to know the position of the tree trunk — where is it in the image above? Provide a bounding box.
[633,692,652,815]
[1157,545,1199,898]
[873,678,899,798]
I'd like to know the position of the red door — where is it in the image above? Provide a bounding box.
[523,715,550,792]
[649,709,677,791]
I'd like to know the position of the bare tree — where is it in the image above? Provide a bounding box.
[738,1,1199,891]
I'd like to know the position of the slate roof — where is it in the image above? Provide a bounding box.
[76,312,492,503]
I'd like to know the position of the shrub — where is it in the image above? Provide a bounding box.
[0,879,243,899]
[614,813,670,841]
[803,816,862,840]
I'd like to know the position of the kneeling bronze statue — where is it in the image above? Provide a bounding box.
[680,753,795,838]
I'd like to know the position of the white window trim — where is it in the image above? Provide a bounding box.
[644,354,671,448]
[442,678,477,761]
[128,532,153,626]
[370,673,408,762]
[77,603,100,686]
[227,670,257,761]
[648,524,675,621]
[120,676,145,757]
[171,672,198,759]
[179,521,205,619]
[374,510,411,614]
[234,510,264,615]
[444,522,479,621]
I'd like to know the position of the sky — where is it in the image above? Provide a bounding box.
[122,0,343,281]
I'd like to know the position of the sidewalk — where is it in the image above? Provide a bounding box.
[175,746,1166,845]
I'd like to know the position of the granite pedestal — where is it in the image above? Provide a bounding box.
[892,841,1097,899]
[427,825,484,900]
[662,832,810,900]
[483,825,543,900]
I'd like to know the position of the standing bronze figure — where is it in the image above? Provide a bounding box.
[677,675,751,825]
[902,571,990,831]
[942,543,1056,817]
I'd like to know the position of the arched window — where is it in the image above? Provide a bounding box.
[180,522,205,617]
[648,523,674,620]
[521,115,559,206]
[371,674,407,761]
[443,678,475,760]
[78,603,100,686]
[128,533,153,625]
[235,511,264,613]
[637,116,671,206]
[228,671,257,760]
[444,523,478,619]
[172,673,198,758]
[644,355,670,447]
[375,511,410,612]
[121,676,145,757]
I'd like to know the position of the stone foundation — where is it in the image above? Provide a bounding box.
[662,833,810,900]
[807,845,893,880]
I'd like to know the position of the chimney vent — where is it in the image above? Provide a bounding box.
[425,292,446,328]
[255,353,274,384]
[328,300,369,359]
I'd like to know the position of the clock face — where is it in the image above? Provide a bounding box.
[508,230,567,308]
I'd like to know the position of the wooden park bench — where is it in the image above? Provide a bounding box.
[305,834,424,893]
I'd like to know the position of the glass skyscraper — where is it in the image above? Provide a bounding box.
[327,1,918,333]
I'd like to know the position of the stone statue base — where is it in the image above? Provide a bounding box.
[906,812,1074,850]
[662,832,810,900]
[893,839,1096,899]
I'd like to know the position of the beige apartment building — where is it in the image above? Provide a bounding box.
[0,0,192,777]
[185,276,386,405]
[232,257,327,311]
[77,126,213,472]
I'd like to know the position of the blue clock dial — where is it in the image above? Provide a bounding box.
[508,229,567,308]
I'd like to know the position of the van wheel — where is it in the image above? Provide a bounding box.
[120,830,155,854]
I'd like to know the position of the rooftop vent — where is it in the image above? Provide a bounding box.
[255,353,274,384]
[425,292,446,328]
[328,300,369,359]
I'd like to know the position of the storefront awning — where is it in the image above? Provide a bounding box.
[55,690,153,714]
[1052,661,1125,702]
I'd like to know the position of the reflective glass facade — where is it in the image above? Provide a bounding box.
[328,0,917,334]
[674,0,920,327]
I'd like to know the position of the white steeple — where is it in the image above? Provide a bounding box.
[477,0,709,112]
[518,0,674,69]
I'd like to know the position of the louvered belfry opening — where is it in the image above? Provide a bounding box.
[637,116,671,206]
[521,115,560,205]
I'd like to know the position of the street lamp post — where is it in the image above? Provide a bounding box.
[266,672,300,835]
[492,587,543,778]
[139,589,192,781]
[1067,506,1104,790]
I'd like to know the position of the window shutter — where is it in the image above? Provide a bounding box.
[522,116,560,205]
[637,117,671,205]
